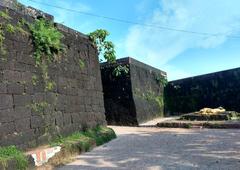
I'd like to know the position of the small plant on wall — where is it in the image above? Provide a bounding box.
[112,64,129,77]
[89,29,129,77]
[0,9,27,59]
[29,18,65,65]
[29,18,65,91]
[78,58,85,70]
[155,74,168,87]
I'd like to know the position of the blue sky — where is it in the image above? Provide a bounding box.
[18,0,240,80]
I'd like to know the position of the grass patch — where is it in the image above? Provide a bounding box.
[0,146,28,170]
[50,132,94,152]
[47,126,116,167]
[83,126,117,146]
[0,127,116,169]
[50,126,116,151]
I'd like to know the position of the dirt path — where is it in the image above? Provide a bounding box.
[57,126,240,170]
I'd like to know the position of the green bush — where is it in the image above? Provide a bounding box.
[83,126,117,146]
[29,18,64,92]
[50,126,116,151]
[29,18,65,66]
[0,146,28,170]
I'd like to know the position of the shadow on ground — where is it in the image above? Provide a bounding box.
[57,127,240,170]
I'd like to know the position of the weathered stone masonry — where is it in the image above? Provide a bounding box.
[101,57,167,125]
[165,67,240,115]
[0,3,106,148]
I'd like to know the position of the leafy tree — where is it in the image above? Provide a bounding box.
[89,29,116,63]
[89,29,129,77]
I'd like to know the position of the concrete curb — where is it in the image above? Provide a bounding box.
[156,121,240,129]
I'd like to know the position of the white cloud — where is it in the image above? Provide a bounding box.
[51,1,95,34]
[135,0,153,13]
[50,0,91,23]
[123,0,240,80]
[19,0,92,32]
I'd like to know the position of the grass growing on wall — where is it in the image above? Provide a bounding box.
[0,146,28,170]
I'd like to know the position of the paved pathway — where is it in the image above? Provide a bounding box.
[57,126,240,170]
[139,117,178,126]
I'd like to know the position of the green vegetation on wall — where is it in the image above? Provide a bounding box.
[0,9,12,57]
[112,64,129,77]
[0,10,65,92]
[29,18,65,91]
[78,58,85,70]
[27,101,50,115]
[155,74,168,87]
[0,9,27,59]
[26,18,65,126]
[134,88,164,116]
[29,18,65,66]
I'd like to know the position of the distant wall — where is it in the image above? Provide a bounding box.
[101,57,166,125]
[101,58,136,125]
[130,59,166,123]
[0,4,105,149]
[165,67,240,115]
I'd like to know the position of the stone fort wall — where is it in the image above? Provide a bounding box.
[165,67,240,115]
[0,2,106,148]
[101,57,166,125]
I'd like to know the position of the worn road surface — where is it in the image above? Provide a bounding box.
[57,126,240,170]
